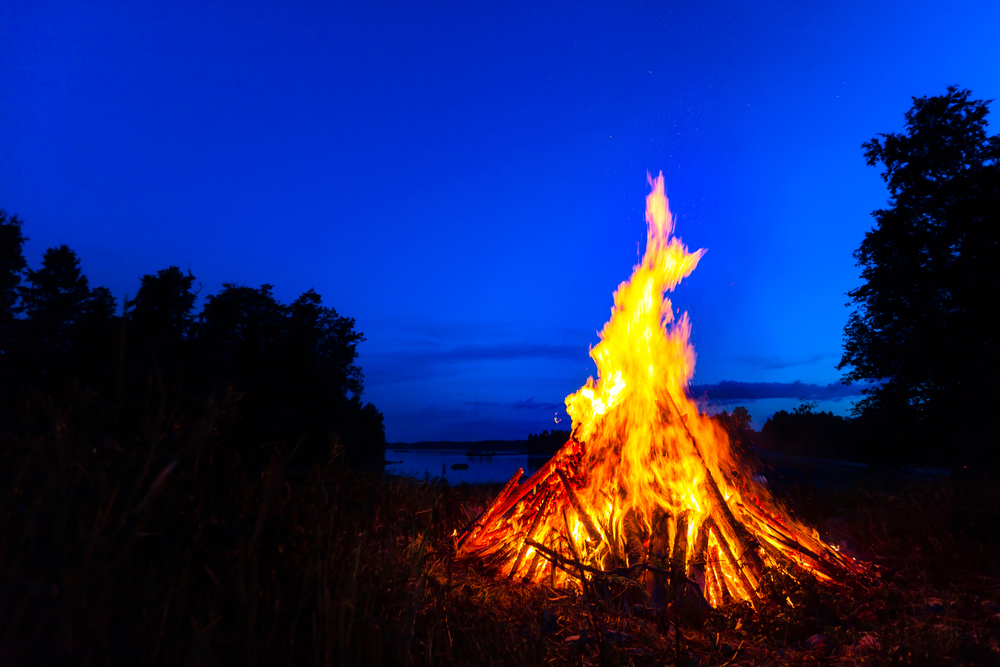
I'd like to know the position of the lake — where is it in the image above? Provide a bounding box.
[386,449,550,485]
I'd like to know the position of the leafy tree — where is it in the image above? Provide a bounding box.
[527,429,571,455]
[196,283,381,470]
[760,408,857,461]
[127,267,198,374]
[792,400,817,416]
[18,245,91,356]
[0,210,27,349]
[838,87,1000,464]
[709,406,754,449]
[286,288,364,398]
[84,286,117,322]
[197,283,284,367]
[70,286,119,391]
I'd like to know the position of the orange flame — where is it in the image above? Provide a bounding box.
[457,172,859,605]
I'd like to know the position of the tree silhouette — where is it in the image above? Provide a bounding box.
[128,266,197,355]
[125,267,198,392]
[0,210,27,352]
[196,283,381,470]
[709,406,754,449]
[196,283,287,384]
[760,406,857,461]
[0,213,385,470]
[285,288,364,398]
[71,286,119,388]
[18,245,90,346]
[839,87,1000,464]
[527,429,570,455]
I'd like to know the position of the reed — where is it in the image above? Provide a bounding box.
[2,392,999,666]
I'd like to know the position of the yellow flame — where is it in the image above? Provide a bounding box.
[480,172,855,600]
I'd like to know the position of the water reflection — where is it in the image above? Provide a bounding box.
[386,449,550,485]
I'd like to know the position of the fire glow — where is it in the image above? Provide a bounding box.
[456,173,860,606]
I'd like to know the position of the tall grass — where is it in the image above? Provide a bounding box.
[0,386,471,665]
[3,388,1000,665]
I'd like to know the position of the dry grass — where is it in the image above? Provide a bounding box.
[3,397,999,666]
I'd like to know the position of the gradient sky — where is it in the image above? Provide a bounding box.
[2,0,999,441]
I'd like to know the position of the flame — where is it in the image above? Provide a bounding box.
[457,173,859,605]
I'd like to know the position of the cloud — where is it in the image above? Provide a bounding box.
[689,380,876,402]
[463,397,563,411]
[512,398,563,411]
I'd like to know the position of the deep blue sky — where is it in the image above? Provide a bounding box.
[2,0,998,441]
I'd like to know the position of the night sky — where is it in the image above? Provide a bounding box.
[2,1,998,442]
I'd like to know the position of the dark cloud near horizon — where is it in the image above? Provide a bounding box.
[689,380,875,402]
[512,398,563,411]
[464,398,563,411]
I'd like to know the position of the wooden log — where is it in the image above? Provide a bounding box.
[524,539,646,585]
[671,510,690,593]
[708,521,759,605]
[457,467,523,551]
[751,525,840,582]
[523,529,546,582]
[706,544,732,605]
[482,543,515,571]
[468,533,511,560]
[702,555,719,606]
[662,392,764,588]
[624,507,649,564]
[555,468,604,543]
[667,392,759,560]
[687,521,710,599]
[549,533,557,588]
[508,489,553,580]
[561,507,589,590]
[647,508,671,615]
[476,445,572,534]
[466,524,514,555]
[735,501,846,578]
[690,520,710,573]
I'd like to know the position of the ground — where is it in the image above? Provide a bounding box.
[3,430,1000,665]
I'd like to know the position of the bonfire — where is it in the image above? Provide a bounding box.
[456,173,861,608]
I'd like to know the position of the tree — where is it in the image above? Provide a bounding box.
[709,406,754,449]
[127,266,198,368]
[18,245,91,355]
[196,283,287,381]
[527,429,571,455]
[68,286,119,393]
[195,283,381,470]
[0,210,27,351]
[286,288,364,398]
[838,87,1000,464]
[760,408,857,461]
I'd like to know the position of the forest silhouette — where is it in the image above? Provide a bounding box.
[0,223,386,472]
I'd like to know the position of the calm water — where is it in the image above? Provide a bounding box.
[386,449,548,485]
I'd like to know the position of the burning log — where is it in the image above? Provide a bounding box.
[507,489,552,579]
[555,469,603,544]
[457,468,522,550]
[671,511,689,585]
[455,173,860,609]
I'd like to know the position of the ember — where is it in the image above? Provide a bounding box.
[457,173,861,606]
